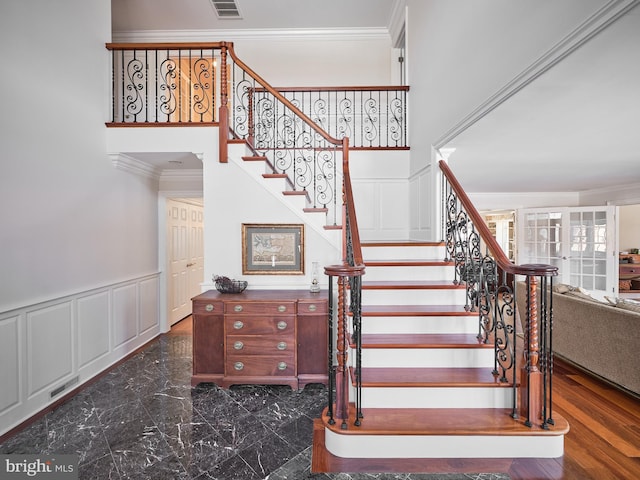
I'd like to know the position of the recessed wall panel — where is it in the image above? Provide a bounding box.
[139,277,159,333]
[0,316,20,413]
[379,182,409,230]
[418,171,432,231]
[352,182,377,230]
[27,303,73,396]
[112,284,137,347]
[77,291,110,368]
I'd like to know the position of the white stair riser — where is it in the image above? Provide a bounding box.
[362,289,466,305]
[363,246,445,260]
[360,387,513,409]
[363,265,454,281]
[325,429,565,459]
[360,348,494,368]
[361,316,478,335]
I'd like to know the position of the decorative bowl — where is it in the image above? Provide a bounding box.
[214,275,248,294]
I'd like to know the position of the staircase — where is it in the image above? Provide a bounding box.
[318,240,569,462]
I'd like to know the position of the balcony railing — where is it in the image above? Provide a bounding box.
[106,43,408,149]
[107,43,221,124]
[259,86,409,149]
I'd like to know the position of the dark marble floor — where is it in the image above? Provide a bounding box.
[0,324,510,480]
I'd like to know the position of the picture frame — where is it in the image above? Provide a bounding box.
[242,223,305,275]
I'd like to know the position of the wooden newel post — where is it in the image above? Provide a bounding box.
[521,276,543,426]
[218,43,229,163]
[334,275,350,427]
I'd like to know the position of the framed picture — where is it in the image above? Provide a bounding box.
[242,223,305,275]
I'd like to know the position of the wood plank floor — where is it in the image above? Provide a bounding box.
[313,358,640,479]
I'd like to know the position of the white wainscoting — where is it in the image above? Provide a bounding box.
[409,167,434,241]
[352,179,410,241]
[0,273,160,437]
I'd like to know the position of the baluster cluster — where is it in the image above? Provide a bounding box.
[443,176,517,404]
[278,88,408,148]
[229,62,339,225]
[441,159,559,428]
[110,47,217,123]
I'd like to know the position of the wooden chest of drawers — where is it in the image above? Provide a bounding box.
[191,289,328,389]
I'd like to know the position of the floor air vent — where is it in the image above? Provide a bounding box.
[50,376,79,398]
[210,0,242,18]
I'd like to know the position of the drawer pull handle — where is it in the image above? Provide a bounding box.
[308,304,317,312]
[233,320,244,330]
[277,321,288,330]
[234,341,244,350]
[277,342,287,351]
[234,305,243,312]
[234,362,244,371]
[277,362,287,371]
[205,304,214,312]
[277,305,287,312]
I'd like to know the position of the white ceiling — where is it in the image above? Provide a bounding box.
[445,4,640,194]
[112,0,397,32]
[111,0,640,196]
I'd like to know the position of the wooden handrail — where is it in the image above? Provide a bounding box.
[106,42,226,50]
[341,138,363,267]
[439,160,557,278]
[258,85,410,92]
[224,43,344,148]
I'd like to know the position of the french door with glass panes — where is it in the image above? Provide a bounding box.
[517,206,617,300]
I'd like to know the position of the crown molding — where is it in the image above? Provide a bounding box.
[112,26,391,43]
[109,153,161,180]
[160,169,203,180]
[434,0,640,149]
[388,0,406,47]
[579,181,640,201]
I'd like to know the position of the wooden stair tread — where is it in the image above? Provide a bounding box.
[365,259,453,266]
[303,207,328,213]
[360,333,491,348]
[322,405,570,436]
[353,367,513,387]
[242,155,268,161]
[362,280,464,289]
[362,241,445,247]
[262,173,287,178]
[282,190,307,195]
[361,304,475,316]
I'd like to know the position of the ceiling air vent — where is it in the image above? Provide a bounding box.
[210,0,242,19]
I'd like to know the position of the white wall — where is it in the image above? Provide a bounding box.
[202,144,342,291]
[114,31,394,87]
[0,1,162,436]
[619,205,640,253]
[232,36,393,86]
[405,0,608,238]
[0,0,160,311]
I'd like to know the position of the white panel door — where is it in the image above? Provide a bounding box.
[517,206,617,300]
[188,206,205,305]
[167,200,204,325]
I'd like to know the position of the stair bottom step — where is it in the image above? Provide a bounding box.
[312,419,555,476]
[322,406,568,459]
